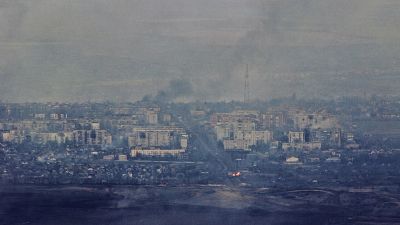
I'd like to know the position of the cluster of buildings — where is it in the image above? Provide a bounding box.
[1,98,399,187]
[0,104,189,159]
[211,108,357,151]
[128,126,188,158]
[0,119,112,146]
[0,103,201,185]
[211,110,272,151]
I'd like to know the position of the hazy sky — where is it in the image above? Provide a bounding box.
[1,0,400,102]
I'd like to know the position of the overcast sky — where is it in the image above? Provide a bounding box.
[1,0,400,102]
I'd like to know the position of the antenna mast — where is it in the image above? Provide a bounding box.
[244,64,250,104]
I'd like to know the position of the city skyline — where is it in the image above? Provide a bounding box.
[2,1,400,224]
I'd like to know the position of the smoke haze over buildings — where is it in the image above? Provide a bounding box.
[1,0,400,102]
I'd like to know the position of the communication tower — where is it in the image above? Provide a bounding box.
[244,64,250,104]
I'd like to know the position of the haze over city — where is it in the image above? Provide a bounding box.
[1,0,400,102]
[3,1,400,225]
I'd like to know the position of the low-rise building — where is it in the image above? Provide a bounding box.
[130,147,185,157]
[282,141,322,151]
[118,154,128,161]
[285,156,301,164]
